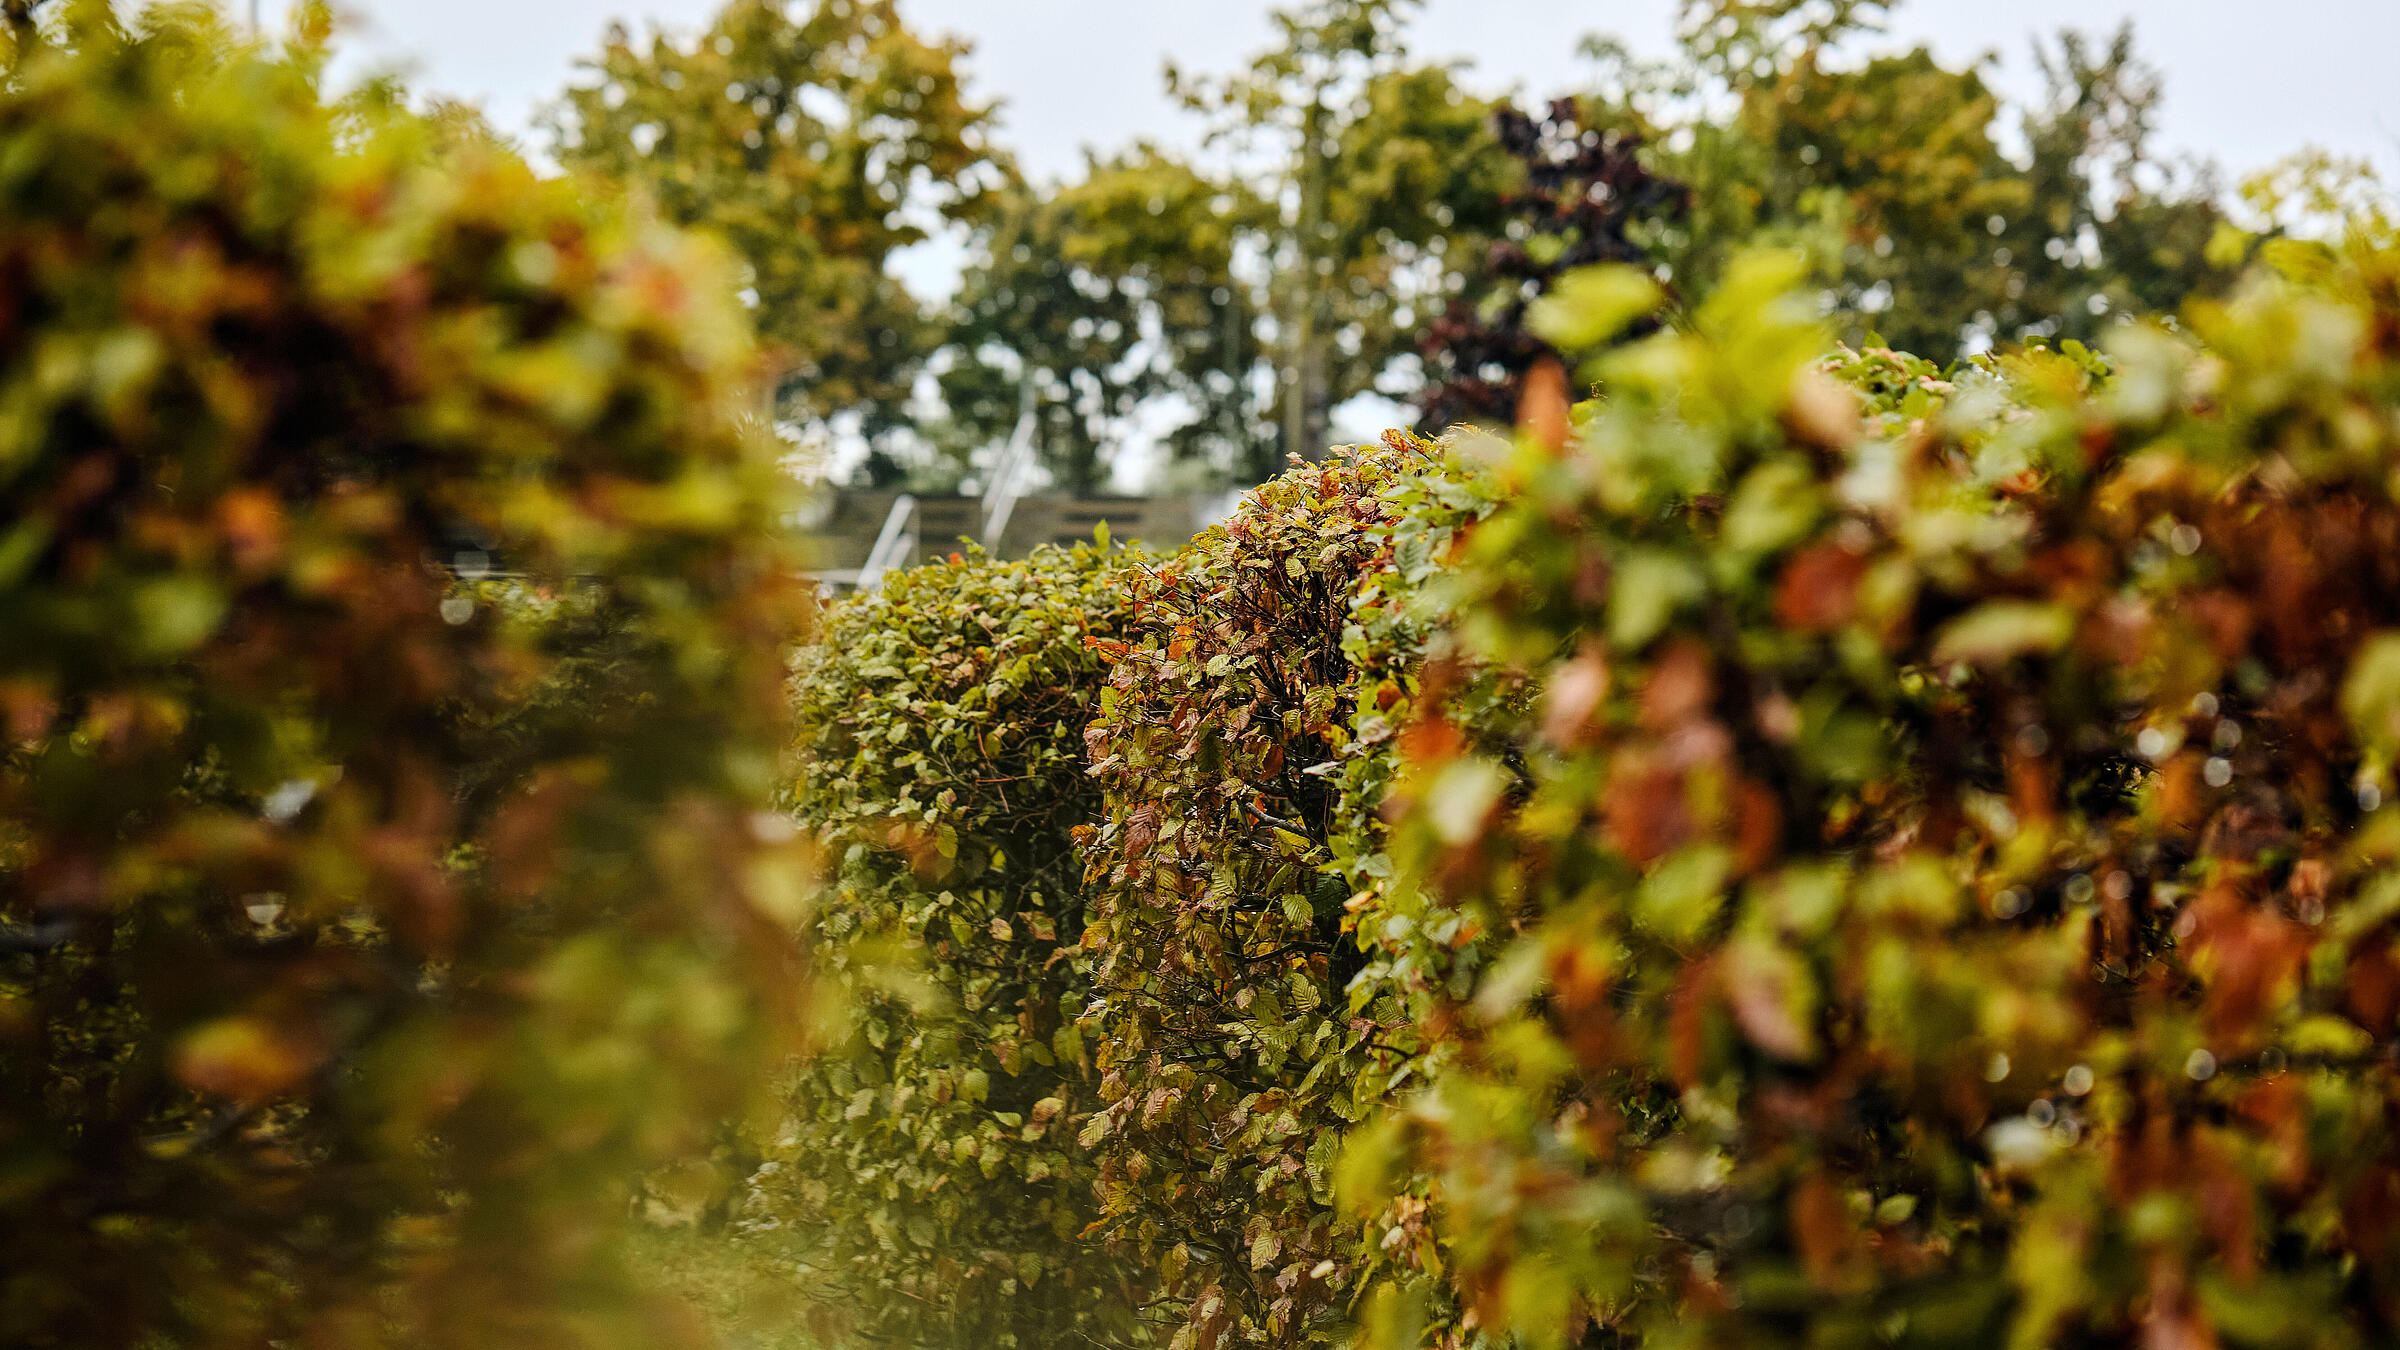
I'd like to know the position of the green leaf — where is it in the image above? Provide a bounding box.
[1529,265,1661,353]
[1720,458,1822,556]
[1930,602,2075,665]
[1333,1116,1401,1216]
[1423,759,1507,846]
[1608,550,1703,650]
[1721,933,1818,1062]
[2344,632,2400,752]
[1633,846,1732,947]
[131,575,227,657]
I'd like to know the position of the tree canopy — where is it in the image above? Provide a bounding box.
[548,0,1005,436]
[544,0,2250,493]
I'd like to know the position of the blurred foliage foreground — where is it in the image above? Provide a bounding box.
[0,11,819,1349]
[20,8,2400,1350]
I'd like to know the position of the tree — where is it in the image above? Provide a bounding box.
[1586,0,2234,358]
[1172,0,1517,473]
[1997,25,2232,345]
[755,543,1152,1348]
[935,147,1268,495]
[938,1,1521,492]
[933,0,1519,492]
[2235,148,2398,244]
[547,0,1005,438]
[0,13,815,1346]
[1416,97,1689,431]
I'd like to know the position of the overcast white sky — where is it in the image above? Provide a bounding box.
[314,0,2400,190]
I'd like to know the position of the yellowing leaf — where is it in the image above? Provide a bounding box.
[172,1016,317,1104]
[1528,265,1661,353]
[1931,602,2076,665]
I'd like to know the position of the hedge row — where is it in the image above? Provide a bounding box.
[759,448,1499,1348]
[1353,239,2400,1348]
[775,227,2400,1350]
[760,541,1148,1348]
[1074,436,1503,1346]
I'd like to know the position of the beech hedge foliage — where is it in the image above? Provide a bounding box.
[36,11,2400,1350]
[758,542,1149,1348]
[781,229,2400,1350]
[1347,241,2400,1349]
[1074,437,1501,1348]
[0,18,814,1348]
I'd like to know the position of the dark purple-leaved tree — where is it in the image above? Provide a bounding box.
[1417,97,1689,431]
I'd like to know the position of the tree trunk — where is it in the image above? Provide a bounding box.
[1282,98,1332,466]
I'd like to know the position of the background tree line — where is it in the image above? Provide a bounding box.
[545,0,2241,495]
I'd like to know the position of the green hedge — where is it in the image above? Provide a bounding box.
[0,18,813,1347]
[793,236,2400,1350]
[755,542,1152,1349]
[1074,437,1503,1347]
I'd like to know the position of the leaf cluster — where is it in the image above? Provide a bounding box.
[1347,240,2400,1348]
[548,0,1004,430]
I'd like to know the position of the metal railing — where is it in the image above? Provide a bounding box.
[980,380,1038,551]
[805,379,1037,593]
[854,493,920,592]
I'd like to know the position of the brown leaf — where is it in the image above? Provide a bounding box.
[1540,644,1611,747]
[1519,358,1573,453]
[215,487,286,575]
[1603,754,1692,865]
[1639,640,1715,731]
[2186,881,2307,1043]
[1773,540,1867,633]
[1666,956,1718,1089]
[173,1015,320,1104]
[1789,1172,1859,1290]
[1733,777,1784,875]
